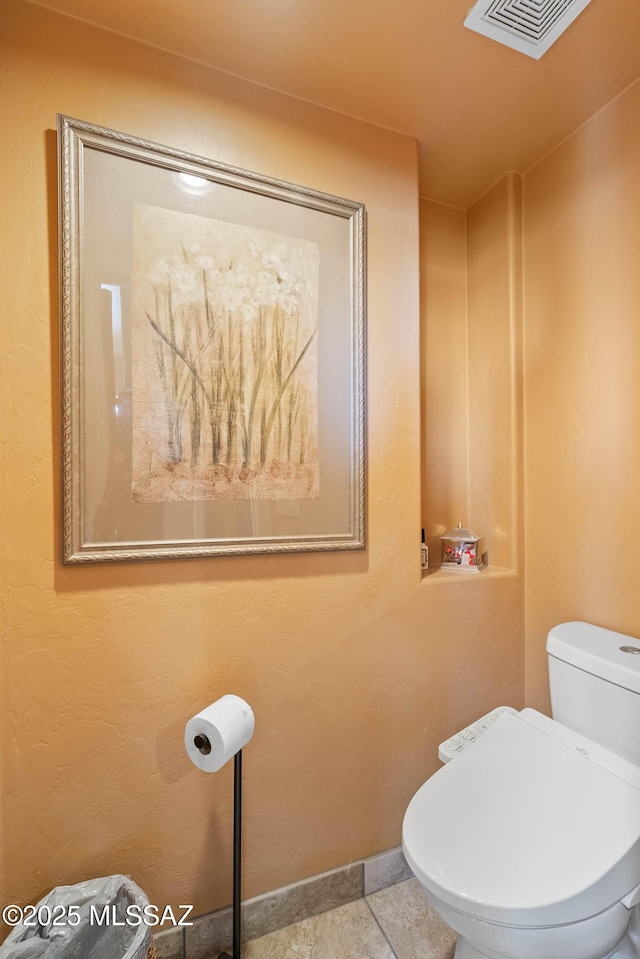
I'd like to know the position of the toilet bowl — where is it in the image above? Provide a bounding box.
[403,707,640,959]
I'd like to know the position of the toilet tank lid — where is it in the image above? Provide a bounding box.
[547,621,640,694]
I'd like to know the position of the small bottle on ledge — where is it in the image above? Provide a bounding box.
[421,528,429,570]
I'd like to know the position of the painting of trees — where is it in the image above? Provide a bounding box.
[131,205,319,503]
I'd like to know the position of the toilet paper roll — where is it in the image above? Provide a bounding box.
[185,695,255,773]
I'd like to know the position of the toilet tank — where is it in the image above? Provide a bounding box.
[547,622,640,766]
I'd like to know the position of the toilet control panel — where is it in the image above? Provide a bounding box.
[438,706,519,763]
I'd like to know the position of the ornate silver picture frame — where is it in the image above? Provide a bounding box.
[58,115,366,565]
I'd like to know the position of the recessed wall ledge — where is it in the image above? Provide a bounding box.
[421,566,518,583]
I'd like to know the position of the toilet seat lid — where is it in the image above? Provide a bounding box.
[403,709,640,927]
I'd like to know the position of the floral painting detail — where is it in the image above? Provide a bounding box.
[131,204,320,503]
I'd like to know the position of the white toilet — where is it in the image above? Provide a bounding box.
[403,622,640,959]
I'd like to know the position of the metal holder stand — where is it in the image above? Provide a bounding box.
[218,749,243,959]
[192,729,244,959]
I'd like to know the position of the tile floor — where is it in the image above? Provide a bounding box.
[241,879,457,959]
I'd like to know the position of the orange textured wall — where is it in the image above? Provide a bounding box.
[523,77,640,711]
[0,0,524,920]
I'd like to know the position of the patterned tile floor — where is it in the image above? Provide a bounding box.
[242,879,457,959]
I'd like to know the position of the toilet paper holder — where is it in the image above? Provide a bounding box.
[185,695,254,959]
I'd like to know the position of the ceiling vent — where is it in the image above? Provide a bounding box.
[464,0,593,59]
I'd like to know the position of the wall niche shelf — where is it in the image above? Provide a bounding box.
[421,565,517,584]
[419,175,523,582]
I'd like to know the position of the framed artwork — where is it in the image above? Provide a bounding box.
[58,115,366,564]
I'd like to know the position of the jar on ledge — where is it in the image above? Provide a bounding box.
[440,522,487,573]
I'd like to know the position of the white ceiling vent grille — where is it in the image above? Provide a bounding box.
[464,0,594,59]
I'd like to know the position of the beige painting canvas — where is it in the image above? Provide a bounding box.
[131,203,320,503]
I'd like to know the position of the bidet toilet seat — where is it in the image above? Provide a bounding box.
[403,708,640,930]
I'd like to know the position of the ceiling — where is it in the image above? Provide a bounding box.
[33,0,640,206]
